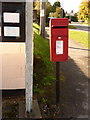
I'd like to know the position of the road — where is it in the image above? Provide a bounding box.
[45,27,89,118]
[69,23,90,31]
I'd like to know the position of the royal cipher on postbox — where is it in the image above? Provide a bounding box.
[50,18,68,62]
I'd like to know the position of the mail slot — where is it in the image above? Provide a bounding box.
[50,18,68,62]
[0,2,25,42]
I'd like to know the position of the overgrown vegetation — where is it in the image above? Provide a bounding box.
[33,23,55,94]
[69,30,90,48]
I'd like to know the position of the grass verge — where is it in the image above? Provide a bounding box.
[69,30,90,49]
[82,22,90,26]
[69,25,77,29]
[33,23,55,94]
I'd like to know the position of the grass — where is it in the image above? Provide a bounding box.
[69,25,77,29]
[69,30,90,49]
[82,22,90,26]
[82,23,89,26]
[33,23,55,93]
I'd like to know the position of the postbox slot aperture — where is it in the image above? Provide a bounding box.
[52,26,68,28]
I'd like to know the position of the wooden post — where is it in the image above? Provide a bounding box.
[25,0,33,115]
[40,0,46,38]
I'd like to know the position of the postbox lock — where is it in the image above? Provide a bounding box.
[58,37,62,39]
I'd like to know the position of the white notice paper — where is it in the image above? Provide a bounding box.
[56,41,63,55]
[4,12,20,23]
[40,9,44,17]
[4,27,20,37]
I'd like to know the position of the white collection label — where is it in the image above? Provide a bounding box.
[40,9,44,17]
[56,41,63,55]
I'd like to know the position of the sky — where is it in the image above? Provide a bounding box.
[48,0,82,13]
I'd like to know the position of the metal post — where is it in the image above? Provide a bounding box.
[40,0,46,37]
[25,0,33,116]
[56,62,60,106]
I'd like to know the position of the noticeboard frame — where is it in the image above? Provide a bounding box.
[1,2,25,42]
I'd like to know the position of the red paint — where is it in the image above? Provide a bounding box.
[50,18,68,62]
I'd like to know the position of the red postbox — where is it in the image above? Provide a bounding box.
[50,18,68,62]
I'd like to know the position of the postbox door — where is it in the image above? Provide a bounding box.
[50,36,68,62]
[50,18,68,62]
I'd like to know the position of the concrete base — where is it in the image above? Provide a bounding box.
[19,100,42,119]
[32,100,42,119]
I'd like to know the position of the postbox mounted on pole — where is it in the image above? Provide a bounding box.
[0,2,25,42]
[50,18,68,62]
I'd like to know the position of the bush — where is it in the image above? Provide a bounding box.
[65,16,78,22]
[71,16,78,22]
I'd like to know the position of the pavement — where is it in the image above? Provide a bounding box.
[60,38,89,118]
[45,27,89,118]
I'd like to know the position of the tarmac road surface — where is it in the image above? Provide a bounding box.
[69,23,90,31]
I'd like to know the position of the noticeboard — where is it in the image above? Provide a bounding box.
[0,2,25,42]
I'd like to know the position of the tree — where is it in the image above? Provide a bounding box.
[78,1,90,22]
[34,1,40,23]
[61,8,65,18]
[56,7,61,14]
[34,1,52,24]
[34,1,40,10]
[46,2,52,24]
[53,1,61,7]
[49,7,65,18]
[50,1,61,13]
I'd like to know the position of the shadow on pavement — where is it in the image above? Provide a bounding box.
[60,56,89,119]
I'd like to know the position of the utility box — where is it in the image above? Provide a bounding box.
[50,18,68,62]
[1,2,25,42]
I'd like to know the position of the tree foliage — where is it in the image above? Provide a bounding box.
[53,1,61,7]
[50,1,61,13]
[78,1,90,21]
[33,0,65,25]
[49,1,65,18]
[46,2,52,16]
[33,1,52,24]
